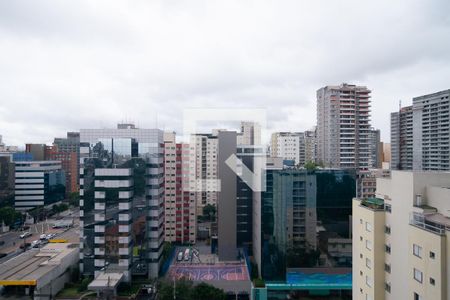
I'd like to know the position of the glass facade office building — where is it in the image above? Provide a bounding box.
[257,169,317,281]
[79,125,164,281]
[14,161,65,211]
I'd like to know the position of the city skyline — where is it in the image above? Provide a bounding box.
[1,1,450,145]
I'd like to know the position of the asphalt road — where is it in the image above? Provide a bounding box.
[0,207,80,263]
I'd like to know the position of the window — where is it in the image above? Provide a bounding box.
[365,222,372,232]
[430,277,435,285]
[385,225,391,234]
[385,263,391,273]
[414,292,422,300]
[414,268,423,283]
[385,282,391,293]
[385,204,392,213]
[366,275,372,287]
[360,236,363,241]
[413,244,422,258]
[366,258,372,269]
[430,251,435,259]
[366,240,372,250]
[385,244,391,254]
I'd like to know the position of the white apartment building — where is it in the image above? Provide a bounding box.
[413,90,450,171]
[353,170,450,300]
[270,132,306,166]
[317,83,371,170]
[189,133,219,215]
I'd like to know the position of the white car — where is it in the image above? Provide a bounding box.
[20,232,32,239]
[31,240,40,248]
[40,234,47,240]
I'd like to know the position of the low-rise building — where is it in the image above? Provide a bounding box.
[0,243,79,300]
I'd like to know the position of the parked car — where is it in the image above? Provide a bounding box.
[40,234,47,240]
[20,232,32,239]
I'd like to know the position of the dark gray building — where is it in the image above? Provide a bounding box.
[217,131,238,261]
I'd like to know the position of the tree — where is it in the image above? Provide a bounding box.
[202,204,216,222]
[0,206,22,226]
[68,192,80,207]
[304,161,319,171]
[157,280,226,300]
[191,282,226,300]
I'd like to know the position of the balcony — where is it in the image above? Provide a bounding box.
[410,212,449,235]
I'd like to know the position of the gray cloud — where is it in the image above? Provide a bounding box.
[0,0,449,146]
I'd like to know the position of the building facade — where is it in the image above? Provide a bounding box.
[317,83,371,170]
[189,133,219,216]
[14,160,65,211]
[390,106,413,170]
[353,171,450,300]
[304,127,317,164]
[79,124,164,280]
[270,132,306,166]
[163,132,195,244]
[412,89,450,171]
[391,89,450,171]
[253,168,317,281]
[53,132,80,194]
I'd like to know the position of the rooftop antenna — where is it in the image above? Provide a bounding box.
[399,100,402,111]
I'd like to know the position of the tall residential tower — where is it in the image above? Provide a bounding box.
[317,83,371,170]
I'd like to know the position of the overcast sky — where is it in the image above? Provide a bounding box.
[1,0,449,146]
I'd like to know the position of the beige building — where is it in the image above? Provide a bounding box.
[353,170,450,300]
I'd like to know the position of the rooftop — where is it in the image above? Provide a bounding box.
[360,197,384,210]
[0,243,78,287]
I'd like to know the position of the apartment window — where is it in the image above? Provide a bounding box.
[414,292,422,300]
[366,275,372,287]
[384,263,391,273]
[366,258,371,269]
[360,253,363,259]
[360,236,363,241]
[385,225,391,234]
[414,268,423,283]
[385,244,391,254]
[430,277,435,285]
[365,222,372,232]
[360,218,363,224]
[413,244,422,258]
[385,204,392,213]
[430,251,435,259]
[366,240,372,250]
[385,282,391,293]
